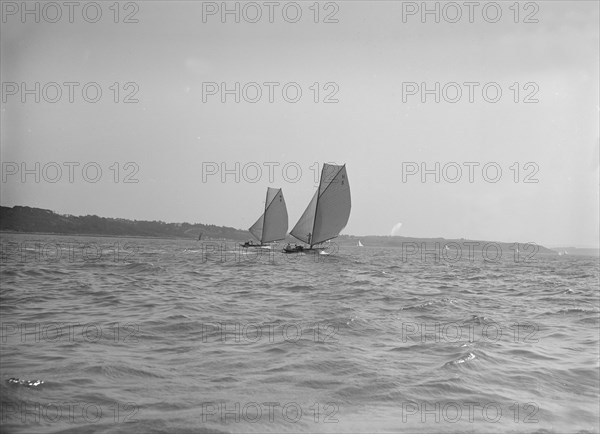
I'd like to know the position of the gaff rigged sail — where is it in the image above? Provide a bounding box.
[290,164,351,247]
[249,188,288,244]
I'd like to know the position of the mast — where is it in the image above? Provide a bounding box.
[310,164,326,249]
[261,187,269,244]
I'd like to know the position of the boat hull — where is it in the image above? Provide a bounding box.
[282,246,325,254]
[240,243,272,249]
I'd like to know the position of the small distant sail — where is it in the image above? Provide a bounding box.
[358,240,364,247]
[249,188,288,244]
[290,164,351,247]
[198,232,202,241]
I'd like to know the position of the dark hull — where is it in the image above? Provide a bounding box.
[282,246,325,254]
[240,243,277,251]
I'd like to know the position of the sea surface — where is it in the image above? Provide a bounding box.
[0,233,598,434]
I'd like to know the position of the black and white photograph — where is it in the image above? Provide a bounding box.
[1,1,599,432]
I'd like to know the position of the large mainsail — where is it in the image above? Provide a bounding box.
[249,188,288,244]
[290,164,351,247]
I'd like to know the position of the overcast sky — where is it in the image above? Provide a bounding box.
[1,1,598,247]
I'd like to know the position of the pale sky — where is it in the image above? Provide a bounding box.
[1,1,598,247]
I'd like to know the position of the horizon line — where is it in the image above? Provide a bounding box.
[2,203,598,250]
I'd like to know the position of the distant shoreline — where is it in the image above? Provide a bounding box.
[2,206,597,256]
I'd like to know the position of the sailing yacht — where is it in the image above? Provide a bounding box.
[358,240,364,247]
[284,163,351,253]
[241,188,288,248]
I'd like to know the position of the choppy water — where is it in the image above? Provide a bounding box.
[0,233,598,433]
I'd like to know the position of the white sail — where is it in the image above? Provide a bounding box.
[289,190,318,244]
[262,188,288,243]
[358,240,363,247]
[249,188,288,243]
[290,164,351,246]
[249,215,264,242]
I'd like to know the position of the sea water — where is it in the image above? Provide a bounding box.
[0,233,598,433]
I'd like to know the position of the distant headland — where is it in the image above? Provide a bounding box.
[0,206,247,241]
